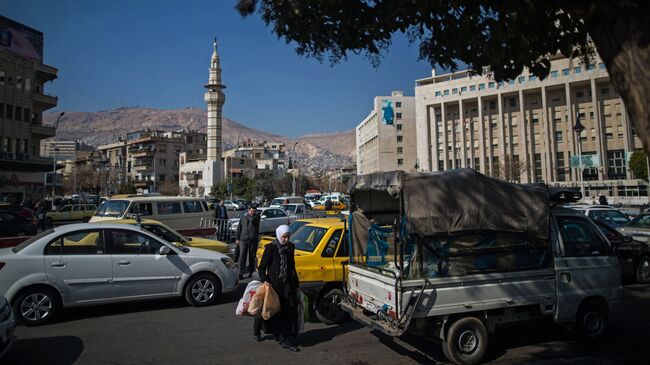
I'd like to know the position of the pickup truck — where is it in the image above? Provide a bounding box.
[342,169,622,365]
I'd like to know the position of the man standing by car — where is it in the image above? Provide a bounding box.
[214,200,229,240]
[236,206,260,279]
[324,197,333,211]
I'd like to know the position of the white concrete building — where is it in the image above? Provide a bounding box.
[356,91,417,175]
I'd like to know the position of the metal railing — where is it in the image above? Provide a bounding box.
[199,217,234,242]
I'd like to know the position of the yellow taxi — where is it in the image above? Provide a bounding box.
[256,217,350,324]
[45,204,97,225]
[102,218,229,254]
[312,202,347,211]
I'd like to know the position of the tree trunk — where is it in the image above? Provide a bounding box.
[583,2,650,152]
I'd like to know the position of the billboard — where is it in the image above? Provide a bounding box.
[381,99,394,125]
[0,16,43,62]
[570,154,600,168]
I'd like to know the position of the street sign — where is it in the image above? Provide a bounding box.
[570,154,600,168]
[226,183,232,193]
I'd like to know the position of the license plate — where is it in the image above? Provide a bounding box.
[363,301,380,313]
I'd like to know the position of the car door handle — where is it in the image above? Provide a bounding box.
[51,262,66,268]
[118,260,131,266]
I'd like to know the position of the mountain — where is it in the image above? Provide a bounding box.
[43,107,355,174]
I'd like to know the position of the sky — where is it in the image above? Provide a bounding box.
[3,0,437,137]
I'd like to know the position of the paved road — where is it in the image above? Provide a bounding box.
[4,282,650,365]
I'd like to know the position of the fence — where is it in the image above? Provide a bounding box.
[199,217,234,242]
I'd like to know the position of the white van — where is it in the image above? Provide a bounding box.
[269,196,304,208]
[89,196,211,229]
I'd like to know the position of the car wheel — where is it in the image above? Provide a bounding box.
[636,257,650,283]
[315,288,348,325]
[442,317,488,365]
[575,301,608,343]
[184,273,221,307]
[12,287,61,326]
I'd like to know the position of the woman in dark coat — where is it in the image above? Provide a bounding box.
[256,224,300,351]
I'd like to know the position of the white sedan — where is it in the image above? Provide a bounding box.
[0,223,239,326]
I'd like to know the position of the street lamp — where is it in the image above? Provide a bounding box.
[573,112,586,202]
[51,112,65,203]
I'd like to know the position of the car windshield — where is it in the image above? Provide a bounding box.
[288,220,309,234]
[292,226,327,252]
[282,204,297,213]
[627,214,650,228]
[142,224,185,243]
[271,198,284,206]
[95,200,129,217]
[12,229,55,253]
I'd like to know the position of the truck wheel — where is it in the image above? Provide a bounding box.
[576,301,608,343]
[636,257,650,283]
[315,288,348,325]
[442,317,488,365]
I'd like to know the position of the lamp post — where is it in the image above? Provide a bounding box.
[573,112,586,202]
[51,112,65,203]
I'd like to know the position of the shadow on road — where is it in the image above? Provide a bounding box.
[3,336,84,365]
[300,321,364,347]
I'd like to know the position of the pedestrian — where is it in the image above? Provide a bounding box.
[255,224,300,352]
[591,196,598,204]
[599,194,608,205]
[214,199,229,240]
[324,197,333,210]
[236,206,260,279]
[34,200,46,231]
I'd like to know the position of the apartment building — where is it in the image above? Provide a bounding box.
[0,15,58,203]
[415,55,646,200]
[356,91,417,175]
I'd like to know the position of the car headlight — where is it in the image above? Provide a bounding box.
[0,302,11,322]
[221,257,237,269]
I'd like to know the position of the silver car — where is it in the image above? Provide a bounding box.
[0,296,15,357]
[229,208,290,235]
[0,223,239,326]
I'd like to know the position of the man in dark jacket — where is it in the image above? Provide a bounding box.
[236,206,260,278]
[215,200,228,220]
[324,198,333,210]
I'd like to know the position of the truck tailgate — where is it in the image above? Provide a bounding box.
[347,264,400,317]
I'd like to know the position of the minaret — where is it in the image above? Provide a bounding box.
[205,37,226,164]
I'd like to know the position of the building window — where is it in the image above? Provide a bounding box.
[0,71,4,85]
[397,147,403,154]
[532,117,539,124]
[438,160,444,170]
[508,80,515,85]
[435,91,441,97]
[460,86,467,93]
[396,124,402,130]
[469,85,476,92]
[607,150,626,179]
[159,174,166,182]
[396,102,402,108]
[396,112,402,119]
[582,152,599,181]
[14,106,21,121]
[529,75,537,81]
[601,87,609,95]
[6,104,13,119]
[550,70,559,78]
[159,159,166,166]
[452,88,458,94]
[534,154,543,182]
[23,108,30,122]
[479,83,486,90]
[576,91,584,98]
[444,89,450,96]
[557,152,566,182]
[498,81,504,88]
[397,136,403,143]
[574,66,582,74]
[599,63,606,70]
[509,98,516,107]
[397,158,404,166]
[489,101,496,110]
[518,76,525,84]
[488,82,495,88]
[562,68,570,76]
[556,131,563,142]
[587,64,595,71]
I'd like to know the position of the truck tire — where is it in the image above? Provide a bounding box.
[442,317,488,365]
[576,301,608,343]
[315,288,348,325]
[636,257,650,283]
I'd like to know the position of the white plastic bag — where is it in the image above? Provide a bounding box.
[235,280,262,316]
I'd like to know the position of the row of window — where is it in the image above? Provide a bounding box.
[0,103,33,122]
[0,71,33,92]
[434,63,607,98]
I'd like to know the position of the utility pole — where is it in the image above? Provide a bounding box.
[51,112,65,205]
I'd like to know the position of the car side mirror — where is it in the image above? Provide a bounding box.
[159,246,171,255]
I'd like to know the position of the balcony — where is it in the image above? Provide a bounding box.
[35,63,58,83]
[129,148,154,157]
[32,92,58,110]
[185,172,202,187]
[133,179,153,188]
[31,124,56,138]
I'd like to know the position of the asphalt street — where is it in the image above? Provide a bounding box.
[4,281,650,365]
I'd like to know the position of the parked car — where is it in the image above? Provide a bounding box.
[0,296,16,358]
[102,218,230,255]
[0,203,34,220]
[570,204,630,228]
[0,211,37,237]
[229,207,290,235]
[618,213,650,241]
[0,223,239,326]
[313,201,347,211]
[222,200,242,211]
[233,199,250,210]
[269,196,304,208]
[257,217,350,324]
[280,203,309,216]
[593,219,650,283]
[45,204,98,226]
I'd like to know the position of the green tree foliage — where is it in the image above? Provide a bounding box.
[629,150,648,181]
[236,1,650,150]
[118,183,136,195]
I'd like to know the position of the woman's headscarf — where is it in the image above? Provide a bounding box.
[275,224,290,281]
[275,225,290,243]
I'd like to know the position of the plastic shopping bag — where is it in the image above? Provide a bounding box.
[262,283,281,320]
[247,283,267,316]
[235,280,262,316]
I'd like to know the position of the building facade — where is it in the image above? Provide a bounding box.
[356,91,417,175]
[415,55,646,201]
[0,15,58,203]
[40,139,78,161]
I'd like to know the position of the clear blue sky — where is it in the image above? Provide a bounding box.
[3,0,436,137]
